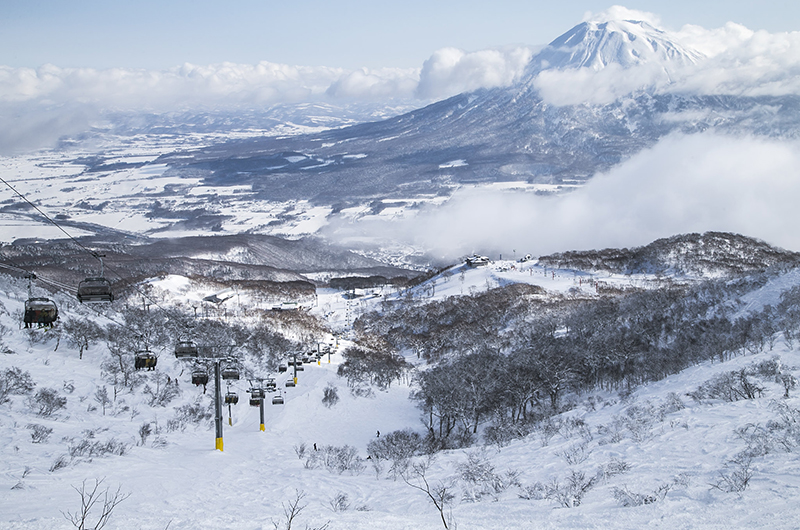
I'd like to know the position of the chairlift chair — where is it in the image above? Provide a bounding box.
[191,370,209,386]
[249,397,263,407]
[250,388,265,399]
[278,364,288,372]
[221,367,240,380]
[134,350,157,371]
[174,340,199,359]
[285,380,295,388]
[272,394,284,405]
[294,365,304,371]
[23,297,58,328]
[77,277,114,304]
[224,391,239,405]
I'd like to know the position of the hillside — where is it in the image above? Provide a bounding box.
[537,232,800,277]
[3,232,800,528]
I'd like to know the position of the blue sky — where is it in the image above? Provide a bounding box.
[2,1,799,69]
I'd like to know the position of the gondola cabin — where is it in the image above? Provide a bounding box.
[191,371,209,386]
[77,277,114,303]
[224,392,239,405]
[23,298,58,328]
[174,341,199,359]
[134,350,157,370]
[272,395,284,405]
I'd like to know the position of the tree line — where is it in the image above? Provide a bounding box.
[354,271,796,448]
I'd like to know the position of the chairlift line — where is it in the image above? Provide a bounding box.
[0,178,302,449]
[0,176,180,317]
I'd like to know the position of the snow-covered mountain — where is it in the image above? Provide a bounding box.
[2,12,799,262]
[527,18,704,73]
[139,15,796,208]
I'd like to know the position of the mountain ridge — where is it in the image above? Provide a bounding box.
[537,232,800,276]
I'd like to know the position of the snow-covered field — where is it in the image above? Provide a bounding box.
[0,134,576,263]
[3,261,800,529]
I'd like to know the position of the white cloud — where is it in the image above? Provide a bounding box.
[533,62,673,105]
[325,67,419,99]
[326,134,800,260]
[581,5,662,27]
[0,62,348,108]
[0,52,535,152]
[415,46,535,99]
[668,29,800,97]
[674,22,755,58]
[0,101,97,154]
[0,50,537,110]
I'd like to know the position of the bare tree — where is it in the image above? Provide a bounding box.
[62,318,104,360]
[272,489,306,530]
[93,386,111,415]
[270,489,329,530]
[62,478,130,530]
[401,458,456,529]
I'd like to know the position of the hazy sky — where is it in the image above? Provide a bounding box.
[2,1,799,69]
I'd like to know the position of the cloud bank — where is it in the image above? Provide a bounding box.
[4,13,800,113]
[0,46,532,153]
[326,134,800,260]
[415,46,535,99]
[0,46,535,110]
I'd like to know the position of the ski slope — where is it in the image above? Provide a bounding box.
[2,264,800,529]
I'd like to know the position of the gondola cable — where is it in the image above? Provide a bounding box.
[0,176,184,319]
